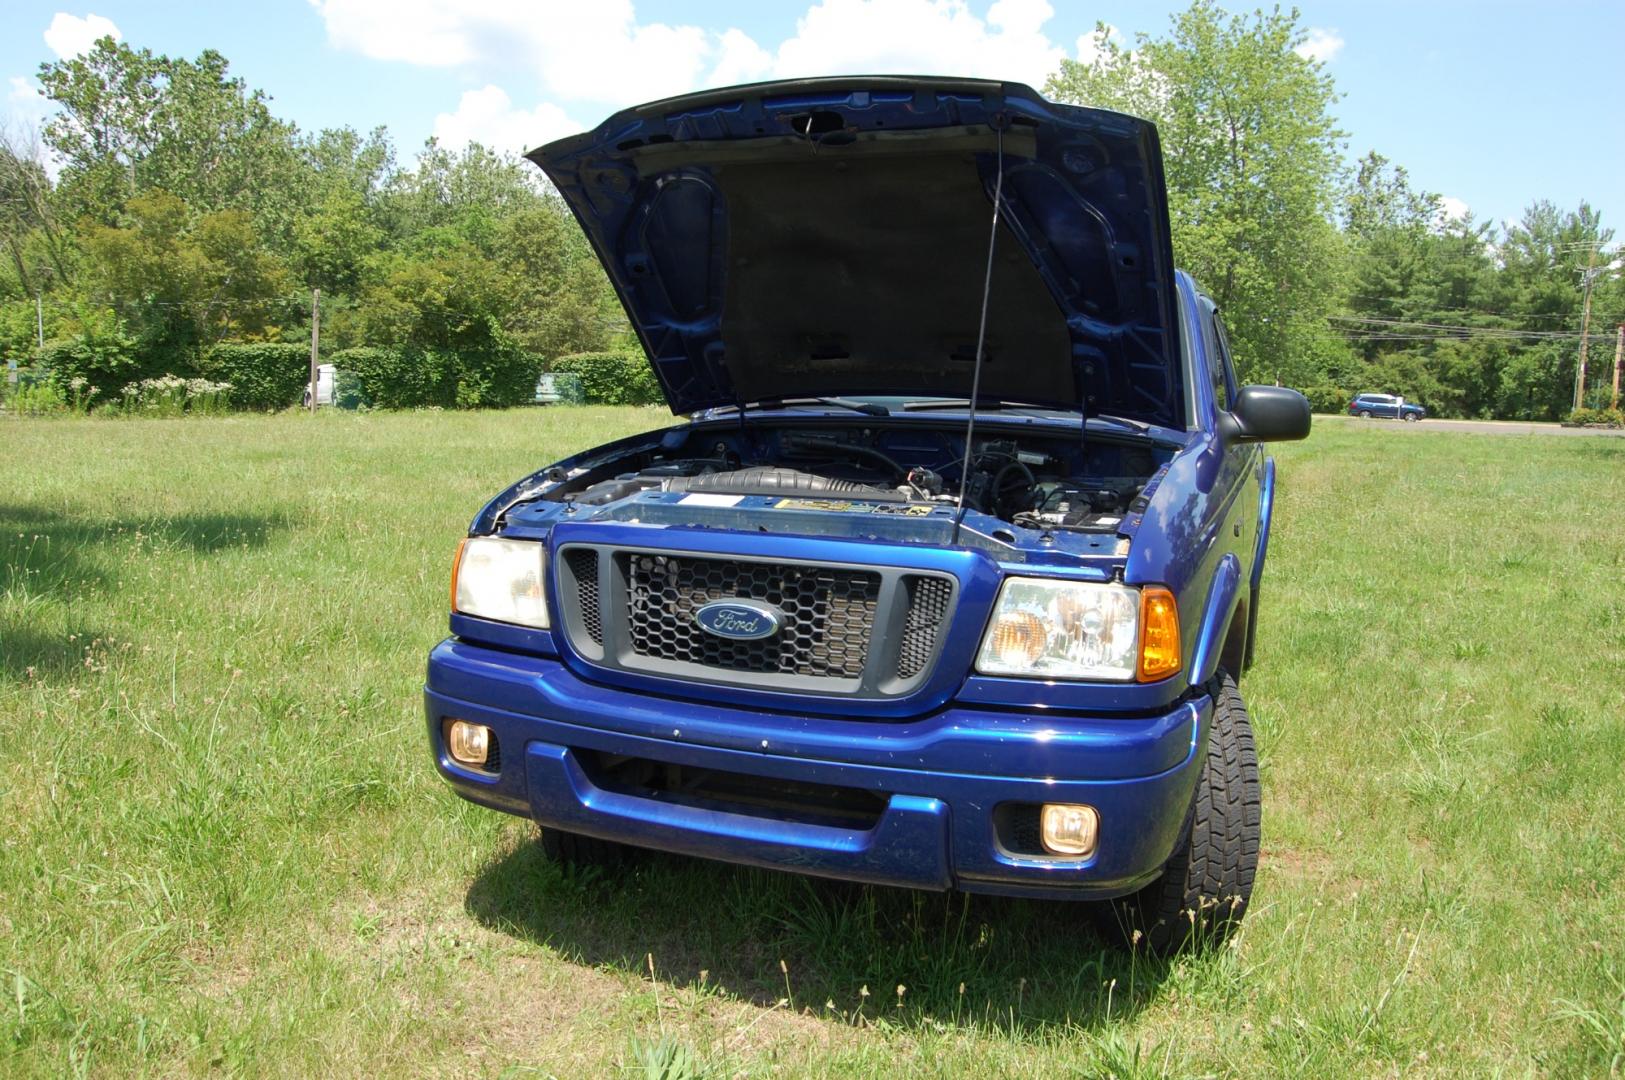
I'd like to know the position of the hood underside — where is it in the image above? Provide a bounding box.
[530,77,1184,427]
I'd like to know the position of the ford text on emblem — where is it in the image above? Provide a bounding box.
[695,600,783,641]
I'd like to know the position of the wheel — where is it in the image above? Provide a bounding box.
[1096,671,1260,953]
[1403,413,1419,423]
[538,826,632,869]
[1357,409,1372,418]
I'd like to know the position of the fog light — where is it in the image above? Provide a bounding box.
[446,720,492,767]
[1040,803,1099,856]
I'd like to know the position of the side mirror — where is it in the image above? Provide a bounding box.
[1220,385,1312,443]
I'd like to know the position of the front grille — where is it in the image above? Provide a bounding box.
[564,548,602,645]
[623,553,880,679]
[555,543,957,697]
[897,575,952,679]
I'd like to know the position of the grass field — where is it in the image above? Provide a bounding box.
[2,408,1623,1077]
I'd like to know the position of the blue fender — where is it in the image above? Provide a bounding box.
[1188,553,1242,687]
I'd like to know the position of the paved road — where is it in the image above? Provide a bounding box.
[1315,414,1625,437]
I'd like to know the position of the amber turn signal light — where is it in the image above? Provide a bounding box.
[449,537,468,612]
[1137,586,1181,682]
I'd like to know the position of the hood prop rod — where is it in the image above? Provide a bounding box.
[952,119,1008,546]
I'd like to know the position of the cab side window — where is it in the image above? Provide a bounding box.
[1204,309,1236,411]
[1216,315,1241,409]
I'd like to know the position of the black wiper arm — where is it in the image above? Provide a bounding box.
[741,396,890,417]
[901,398,1051,412]
[1089,413,1152,434]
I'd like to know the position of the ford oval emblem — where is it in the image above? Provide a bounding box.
[695,600,783,641]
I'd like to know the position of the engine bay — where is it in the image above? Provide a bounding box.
[527,420,1174,549]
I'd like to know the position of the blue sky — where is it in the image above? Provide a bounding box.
[4,1,1621,235]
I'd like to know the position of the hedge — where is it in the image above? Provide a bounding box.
[1566,406,1624,427]
[200,343,311,410]
[40,334,145,403]
[1299,385,1352,415]
[329,346,444,409]
[30,334,564,412]
[552,351,663,406]
[327,345,543,409]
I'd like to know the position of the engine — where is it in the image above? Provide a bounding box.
[549,422,1165,537]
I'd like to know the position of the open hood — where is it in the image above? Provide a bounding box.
[529,77,1185,427]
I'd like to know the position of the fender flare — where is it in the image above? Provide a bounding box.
[1188,553,1242,687]
[1250,456,1276,594]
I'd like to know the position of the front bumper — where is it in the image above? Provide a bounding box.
[426,639,1209,900]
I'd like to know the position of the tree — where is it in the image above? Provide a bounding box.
[494,199,621,358]
[1046,2,1346,385]
[79,190,290,361]
[39,40,305,245]
[37,37,166,222]
[0,123,73,298]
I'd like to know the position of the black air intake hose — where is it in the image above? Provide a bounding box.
[665,467,907,502]
[780,435,907,482]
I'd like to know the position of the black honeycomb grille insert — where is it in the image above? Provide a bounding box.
[564,548,602,646]
[897,575,952,680]
[622,554,880,679]
[996,803,1045,856]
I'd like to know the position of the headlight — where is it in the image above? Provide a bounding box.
[451,537,549,628]
[976,579,1180,682]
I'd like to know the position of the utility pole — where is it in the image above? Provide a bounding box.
[1574,244,1598,412]
[35,293,44,349]
[1612,324,1624,412]
[307,289,320,414]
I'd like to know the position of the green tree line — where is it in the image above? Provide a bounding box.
[1,36,627,410]
[1046,2,1622,421]
[3,4,1622,419]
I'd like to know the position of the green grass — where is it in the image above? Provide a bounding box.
[2,409,1623,1077]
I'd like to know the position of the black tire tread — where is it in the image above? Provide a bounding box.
[1102,671,1260,953]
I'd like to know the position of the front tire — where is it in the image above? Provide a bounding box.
[1403,412,1419,423]
[1097,671,1260,953]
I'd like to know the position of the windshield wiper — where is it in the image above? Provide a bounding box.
[901,398,1056,413]
[1090,413,1152,434]
[732,396,891,417]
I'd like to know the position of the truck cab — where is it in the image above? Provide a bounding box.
[425,78,1309,952]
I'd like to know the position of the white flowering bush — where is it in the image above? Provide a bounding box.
[118,375,234,416]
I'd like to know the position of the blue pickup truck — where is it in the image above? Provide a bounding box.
[426,77,1310,952]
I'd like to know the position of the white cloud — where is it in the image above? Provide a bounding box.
[1439,196,1470,222]
[756,0,1065,87]
[1074,22,1123,67]
[315,0,1085,149]
[6,74,51,128]
[312,0,1076,110]
[431,84,581,154]
[1294,27,1343,63]
[43,12,122,60]
[308,0,713,106]
[708,28,775,88]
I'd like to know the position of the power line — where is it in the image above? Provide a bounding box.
[1328,315,1611,341]
[1342,297,1625,322]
